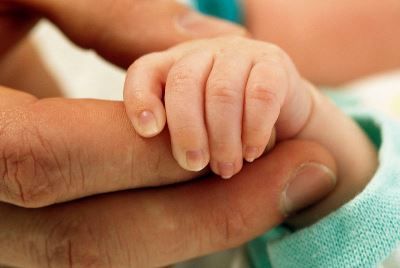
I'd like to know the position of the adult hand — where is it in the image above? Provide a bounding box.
[8,0,246,67]
[0,116,337,267]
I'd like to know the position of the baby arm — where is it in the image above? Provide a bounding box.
[124,37,377,219]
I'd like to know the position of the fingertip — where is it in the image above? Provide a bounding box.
[123,53,172,138]
[243,129,277,162]
[185,149,209,172]
[243,146,261,163]
[219,162,235,179]
[210,159,243,179]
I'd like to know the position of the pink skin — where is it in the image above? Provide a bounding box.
[124,37,310,179]
[124,37,377,182]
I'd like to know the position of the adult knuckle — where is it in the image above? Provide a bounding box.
[139,145,164,184]
[0,135,53,207]
[0,110,69,207]
[43,217,105,268]
[131,131,170,186]
[0,142,32,206]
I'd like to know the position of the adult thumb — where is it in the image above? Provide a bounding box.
[0,140,337,267]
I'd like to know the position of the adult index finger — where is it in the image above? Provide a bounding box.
[0,86,199,207]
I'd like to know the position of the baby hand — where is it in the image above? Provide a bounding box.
[124,37,313,178]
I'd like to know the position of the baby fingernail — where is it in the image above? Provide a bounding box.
[186,150,207,171]
[281,163,337,215]
[218,162,235,179]
[137,110,159,137]
[176,11,245,37]
[244,146,259,162]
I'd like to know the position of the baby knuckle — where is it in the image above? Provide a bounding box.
[212,140,234,152]
[257,45,287,67]
[127,58,145,75]
[131,52,160,68]
[168,66,197,93]
[268,44,286,60]
[208,80,240,105]
[219,35,247,46]
[245,124,267,137]
[128,53,158,76]
[248,84,279,107]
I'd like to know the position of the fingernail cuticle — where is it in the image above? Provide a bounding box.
[281,163,336,216]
